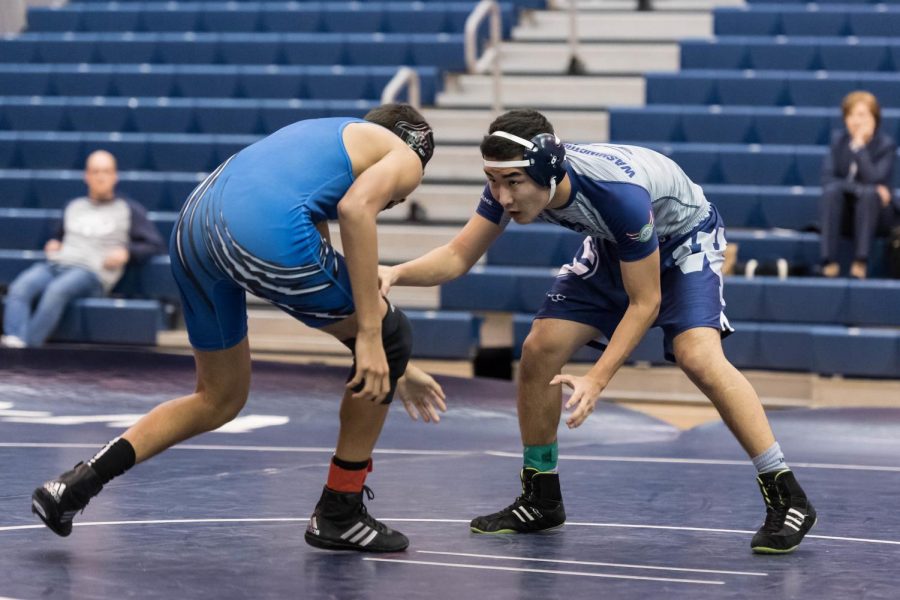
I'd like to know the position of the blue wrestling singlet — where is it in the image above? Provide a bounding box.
[170,117,364,350]
[477,142,734,361]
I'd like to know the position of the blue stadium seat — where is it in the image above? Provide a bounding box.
[409,34,465,70]
[0,249,41,285]
[794,150,828,188]
[0,132,19,168]
[139,7,200,32]
[67,99,132,133]
[656,144,720,183]
[51,297,163,345]
[130,255,181,301]
[81,134,149,171]
[174,66,240,98]
[849,12,900,37]
[193,100,261,135]
[305,67,371,100]
[26,7,82,32]
[0,208,56,250]
[237,66,306,99]
[81,7,141,32]
[94,37,158,63]
[682,111,754,144]
[51,67,114,96]
[487,224,583,267]
[762,278,850,323]
[320,5,384,33]
[216,134,257,165]
[116,176,169,212]
[786,74,858,107]
[746,38,818,70]
[146,134,217,172]
[3,98,67,131]
[113,65,176,97]
[16,132,81,169]
[727,230,819,264]
[753,111,830,145]
[715,73,788,106]
[707,185,766,228]
[754,323,815,371]
[819,43,888,72]
[259,5,320,33]
[645,72,716,105]
[406,310,480,359]
[758,188,819,230]
[812,326,900,378]
[281,34,344,65]
[859,73,900,107]
[257,99,336,133]
[156,33,219,64]
[30,170,84,208]
[166,174,207,211]
[130,99,196,134]
[0,38,36,63]
[713,8,780,36]
[385,5,447,33]
[680,39,746,70]
[847,280,900,326]
[780,11,848,37]
[35,36,97,63]
[217,34,281,65]
[609,107,684,143]
[198,6,261,33]
[0,170,32,208]
[719,146,796,186]
[0,68,51,96]
[343,34,409,66]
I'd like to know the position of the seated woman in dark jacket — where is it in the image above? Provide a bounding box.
[820,91,897,278]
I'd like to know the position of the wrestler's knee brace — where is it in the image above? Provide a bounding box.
[344,302,412,404]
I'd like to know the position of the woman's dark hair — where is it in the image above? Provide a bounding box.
[480,109,555,160]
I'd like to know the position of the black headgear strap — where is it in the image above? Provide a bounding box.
[392,120,435,170]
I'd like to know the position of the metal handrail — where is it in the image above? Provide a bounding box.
[464,0,502,113]
[380,66,421,108]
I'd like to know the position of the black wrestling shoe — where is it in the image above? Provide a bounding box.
[470,468,566,534]
[31,462,104,537]
[304,486,408,553]
[751,470,817,554]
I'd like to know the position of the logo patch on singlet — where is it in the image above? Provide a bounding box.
[626,210,656,243]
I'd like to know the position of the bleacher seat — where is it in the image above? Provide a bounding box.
[406,310,481,359]
[51,297,162,345]
[511,313,900,377]
[715,5,900,38]
[681,37,899,72]
[648,69,900,108]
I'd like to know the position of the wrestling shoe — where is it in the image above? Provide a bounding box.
[751,469,817,554]
[304,486,408,552]
[470,468,566,534]
[32,462,104,537]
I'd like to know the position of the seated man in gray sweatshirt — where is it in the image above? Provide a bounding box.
[1,150,166,348]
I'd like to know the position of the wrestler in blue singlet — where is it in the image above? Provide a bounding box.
[170,117,364,350]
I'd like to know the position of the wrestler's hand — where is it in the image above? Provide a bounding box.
[396,364,446,423]
[550,373,607,429]
[347,331,390,402]
[378,265,398,297]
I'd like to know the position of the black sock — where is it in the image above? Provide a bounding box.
[88,437,136,484]
[332,455,370,471]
